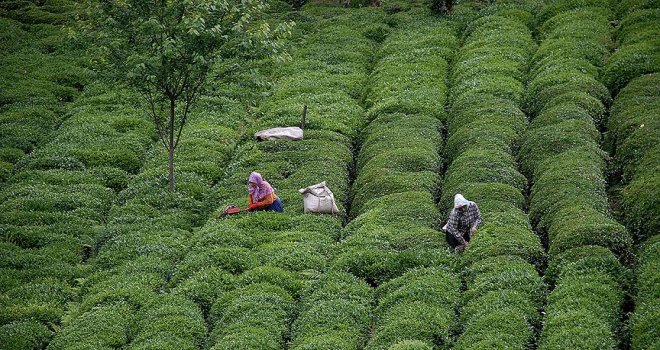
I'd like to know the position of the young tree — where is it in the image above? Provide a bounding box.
[89,0,291,191]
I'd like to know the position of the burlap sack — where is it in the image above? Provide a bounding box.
[298,181,339,214]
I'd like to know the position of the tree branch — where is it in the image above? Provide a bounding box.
[140,88,169,150]
[173,74,204,150]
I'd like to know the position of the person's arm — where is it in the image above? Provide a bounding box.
[446,209,467,245]
[247,193,276,210]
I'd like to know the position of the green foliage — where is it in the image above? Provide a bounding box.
[171,267,235,316]
[454,310,533,350]
[461,219,545,268]
[367,268,459,350]
[209,283,294,348]
[463,256,545,306]
[603,7,660,93]
[538,311,617,350]
[130,295,206,350]
[0,320,51,350]
[290,273,371,348]
[622,172,660,242]
[602,40,660,94]
[614,0,660,18]
[48,304,133,350]
[545,246,630,288]
[389,340,433,350]
[332,225,452,285]
[443,149,527,192]
[547,270,623,327]
[443,12,546,348]
[608,74,659,241]
[615,9,660,44]
[460,289,541,329]
[526,5,635,349]
[292,300,371,350]
[547,208,631,259]
[348,192,442,232]
[630,235,660,350]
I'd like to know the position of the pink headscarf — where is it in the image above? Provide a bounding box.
[248,172,274,201]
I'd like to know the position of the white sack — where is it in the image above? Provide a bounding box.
[298,181,339,214]
[255,127,303,141]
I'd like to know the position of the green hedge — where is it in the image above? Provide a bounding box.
[47,304,133,350]
[528,3,632,348]
[0,3,90,182]
[538,311,617,350]
[445,6,546,349]
[603,7,660,94]
[208,283,295,349]
[169,7,386,349]
[129,295,206,350]
[291,272,372,350]
[539,270,622,350]
[630,235,660,350]
[544,245,630,287]
[608,74,659,241]
[0,86,157,345]
[332,224,452,285]
[367,268,460,350]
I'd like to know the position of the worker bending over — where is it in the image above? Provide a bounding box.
[247,172,284,212]
[444,193,481,252]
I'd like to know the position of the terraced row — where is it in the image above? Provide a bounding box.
[46,94,246,350]
[520,1,631,348]
[2,3,282,349]
[0,85,155,348]
[0,1,89,184]
[604,2,659,348]
[444,1,546,349]
[170,4,387,349]
[340,16,458,349]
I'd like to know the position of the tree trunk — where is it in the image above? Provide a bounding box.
[168,98,175,192]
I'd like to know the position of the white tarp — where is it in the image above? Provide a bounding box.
[255,127,303,141]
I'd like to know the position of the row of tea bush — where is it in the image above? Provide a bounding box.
[346,15,459,349]
[181,4,387,349]
[0,1,90,185]
[520,1,631,348]
[0,83,155,348]
[605,1,659,348]
[444,2,546,348]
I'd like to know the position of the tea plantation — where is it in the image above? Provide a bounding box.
[0,0,658,349]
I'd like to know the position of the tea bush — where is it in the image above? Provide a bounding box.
[366,268,460,349]
[0,83,157,346]
[608,74,659,240]
[291,272,372,350]
[524,2,632,348]
[129,295,206,350]
[606,61,658,350]
[175,5,389,349]
[630,235,660,350]
[602,7,660,94]
[445,5,545,348]
[0,2,90,183]
[209,283,295,348]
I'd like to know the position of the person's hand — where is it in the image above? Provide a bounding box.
[246,204,257,211]
[470,226,477,236]
[455,243,467,253]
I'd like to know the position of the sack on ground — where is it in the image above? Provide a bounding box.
[255,127,303,141]
[299,181,339,214]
